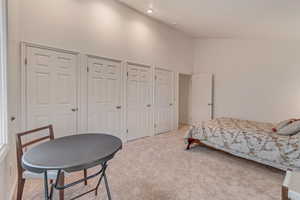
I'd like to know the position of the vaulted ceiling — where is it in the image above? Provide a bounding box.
[118,0,300,39]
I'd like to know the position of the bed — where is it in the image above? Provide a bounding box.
[185,117,300,171]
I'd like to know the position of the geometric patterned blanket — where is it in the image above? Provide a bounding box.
[185,117,300,170]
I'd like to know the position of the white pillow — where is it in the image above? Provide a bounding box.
[277,120,300,135]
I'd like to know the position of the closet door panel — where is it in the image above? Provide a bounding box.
[126,66,140,140]
[139,68,153,137]
[87,57,122,138]
[155,68,174,134]
[126,64,153,140]
[26,46,78,138]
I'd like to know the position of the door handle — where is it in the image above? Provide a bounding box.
[208,103,213,106]
[169,103,173,106]
[71,108,78,112]
[146,104,151,107]
[10,116,16,121]
[116,106,122,109]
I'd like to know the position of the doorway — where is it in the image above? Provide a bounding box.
[178,74,192,128]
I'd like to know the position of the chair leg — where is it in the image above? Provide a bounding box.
[59,172,65,200]
[16,178,25,200]
[84,169,88,185]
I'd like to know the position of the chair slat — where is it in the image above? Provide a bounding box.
[22,135,51,148]
[16,125,54,176]
[17,125,54,137]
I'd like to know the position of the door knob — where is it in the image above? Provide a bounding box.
[71,108,78,112]
[10,116,16,121]
[169,103,173,106]
[116,106,122,109]
[146,104,151,107]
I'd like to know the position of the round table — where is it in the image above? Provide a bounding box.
[22,134,122,200]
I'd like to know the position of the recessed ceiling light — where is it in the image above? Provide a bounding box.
[147,9,153,14]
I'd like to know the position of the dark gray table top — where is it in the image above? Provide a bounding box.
[22,134,122,173]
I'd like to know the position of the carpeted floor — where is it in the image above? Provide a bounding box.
[23,126,284,200]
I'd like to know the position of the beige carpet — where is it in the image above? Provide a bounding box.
[23,126,284,200]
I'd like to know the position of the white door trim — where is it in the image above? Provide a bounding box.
[22,42,80,55]
[86,54,123,63]
[174,72,179,129]
[20,42,80,132]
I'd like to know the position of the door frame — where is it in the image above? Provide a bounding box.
[154,67,176,134]
[124,61,155,141]
[20,42,80,132]
[85,54,125,140]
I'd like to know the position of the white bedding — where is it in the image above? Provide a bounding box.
[185,117,300,170]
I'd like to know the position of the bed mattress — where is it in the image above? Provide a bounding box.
[185,117,300,170]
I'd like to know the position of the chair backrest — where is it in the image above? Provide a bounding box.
[16,125,54,176]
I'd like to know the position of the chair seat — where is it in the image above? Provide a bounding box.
[23,170,69,180]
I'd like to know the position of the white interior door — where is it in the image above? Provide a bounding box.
[155,68,174,134]
[192,73,213,123]
[87,56,122,138]
[26,46,78,138]
[126,63,153,140]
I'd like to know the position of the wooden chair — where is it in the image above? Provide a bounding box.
[16,125,88,200]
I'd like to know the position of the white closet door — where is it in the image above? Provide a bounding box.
[26,46,78,138]
[87,56,122,138]
[126,63,152,140]
[155,68,174,134]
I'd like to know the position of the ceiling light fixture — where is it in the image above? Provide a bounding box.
[147,9,153,14]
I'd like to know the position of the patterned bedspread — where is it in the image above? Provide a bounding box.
[185,117,300,170]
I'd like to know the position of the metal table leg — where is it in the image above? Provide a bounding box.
[43,171,54,200]
[51,163,112,200]
[43,171,49,200]
[103,171,112,200]
[94,162,112,200]
[95,162,107,195]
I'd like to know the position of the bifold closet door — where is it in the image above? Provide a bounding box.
[26,46,78,138]
[126,63,153,140]
[155,68,174,134]
[87,56,122,138]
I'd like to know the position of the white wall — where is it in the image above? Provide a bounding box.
[179,74,192,124]
[18,0,194,134]
[19,0,194,74]
[2,0,194,198]
[194,39,300,122]
[6,1,300,198]
[0,0,21,198]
